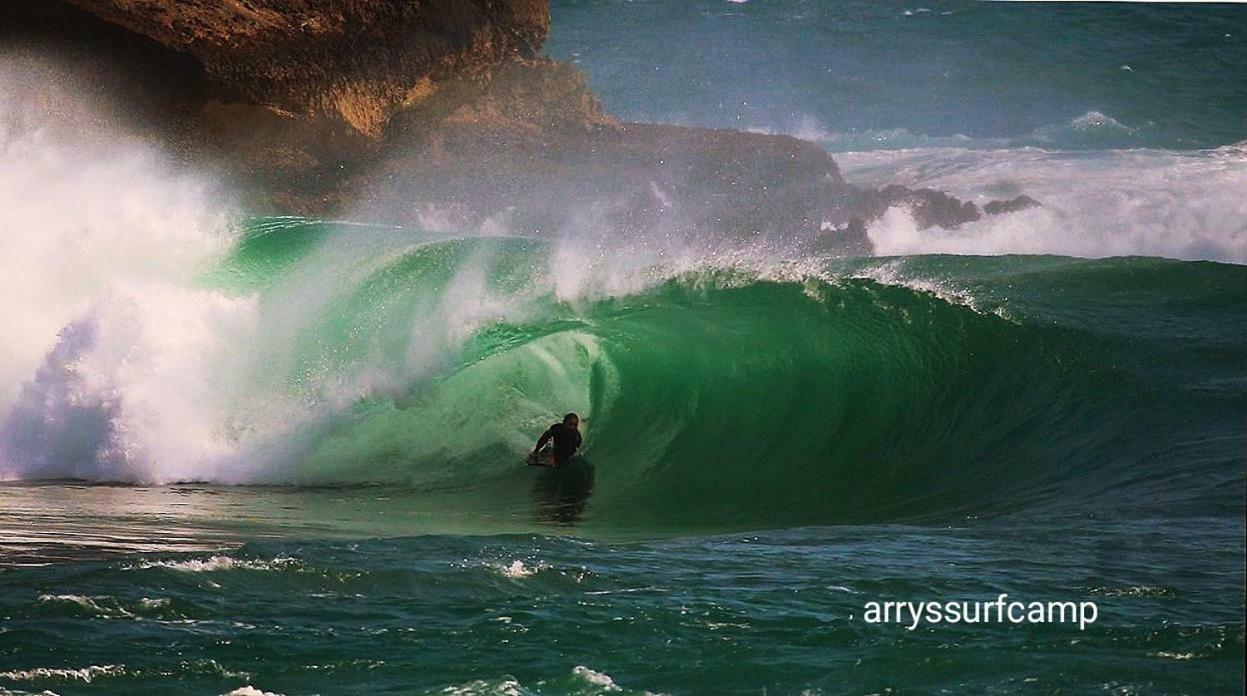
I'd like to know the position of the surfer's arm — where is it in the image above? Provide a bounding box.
[533,427,554,453]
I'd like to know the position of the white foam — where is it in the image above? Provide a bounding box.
[480,559,549,579]
[132,555,301,573]
[437,678,525,696]
[222,687,285,696]
[841,146,1247,264]
[502,560,537,578]
[0,60,250,483]
[36,594,133,617]
[750,109,1197,155]
[435,667,656,696]
[572,666,622,691]
[34,593,185,621]
[0,664,125,683]
[1150,651,1196,661]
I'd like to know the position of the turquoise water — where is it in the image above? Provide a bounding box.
[3,1,1247,694]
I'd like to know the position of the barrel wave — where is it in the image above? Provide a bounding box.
[7,217,1239,530]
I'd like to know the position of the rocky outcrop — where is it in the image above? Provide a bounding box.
[984,195,1042,216]
[2,0,1034,254]
[62,0,549,137]
[849,186,1041,231]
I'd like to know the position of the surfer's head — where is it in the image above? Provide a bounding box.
[563,412,580,428]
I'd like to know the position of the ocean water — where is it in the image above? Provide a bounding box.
[547,0,1247,151]
[2,2,1246,695]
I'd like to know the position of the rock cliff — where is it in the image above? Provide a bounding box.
[1,0,1031,253]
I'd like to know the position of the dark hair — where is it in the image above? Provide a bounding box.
[563,412,579,423]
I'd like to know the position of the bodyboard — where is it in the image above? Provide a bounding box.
[527,446,556,467]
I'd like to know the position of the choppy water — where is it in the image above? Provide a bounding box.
[2,1,1245,694]
[1,503,1243,695]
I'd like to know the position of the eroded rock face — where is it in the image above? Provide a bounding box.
[2,0,1035,254]
[64,0,549,137]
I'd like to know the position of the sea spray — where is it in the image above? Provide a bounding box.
[841,146,1247,262]
[0,60,245,481]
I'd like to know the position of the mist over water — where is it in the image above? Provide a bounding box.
[0,62,247,483]
[844,145,1247,262]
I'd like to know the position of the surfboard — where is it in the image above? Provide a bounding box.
[527,447,556,468]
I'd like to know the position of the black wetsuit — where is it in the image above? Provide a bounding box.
[536,423,582,465]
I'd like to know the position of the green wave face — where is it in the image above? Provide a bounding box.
[181,219,1247,529]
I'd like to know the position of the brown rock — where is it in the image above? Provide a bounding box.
[62,0,549,137]
[2,0,1023,256]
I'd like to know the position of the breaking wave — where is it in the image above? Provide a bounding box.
[1,215,1242,528]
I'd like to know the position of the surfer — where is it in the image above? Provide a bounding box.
[530,413,582,468]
